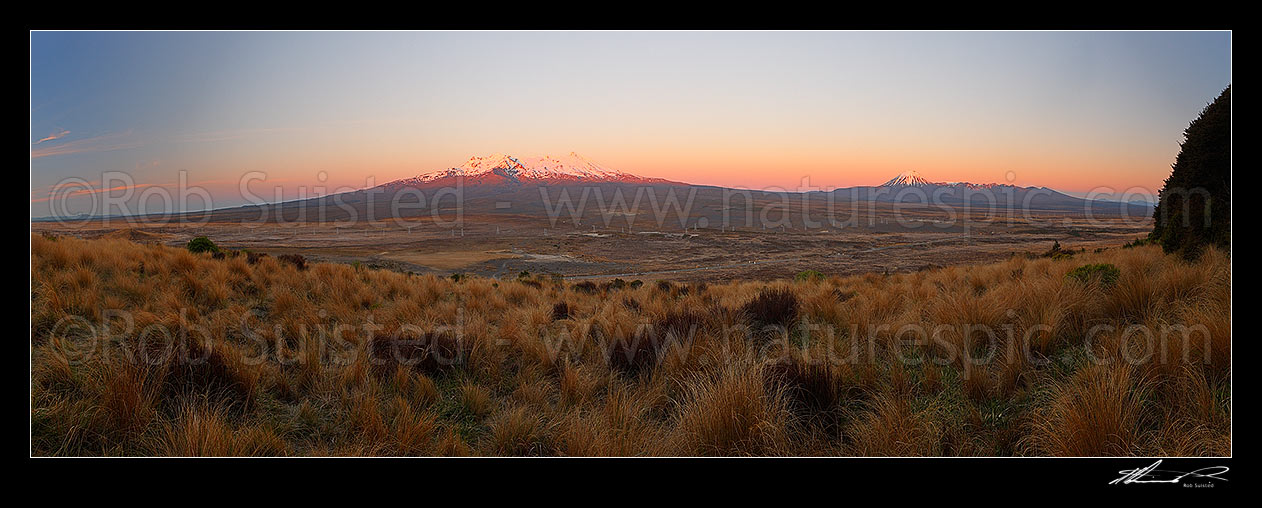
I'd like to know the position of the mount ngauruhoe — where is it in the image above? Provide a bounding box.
[185,155,1151,224]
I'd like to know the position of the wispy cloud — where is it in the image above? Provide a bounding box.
[30,130,140,159]
[35,129,70,144]
[29,183,160,203]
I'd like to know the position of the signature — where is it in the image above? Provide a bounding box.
[1110,460,1229,485]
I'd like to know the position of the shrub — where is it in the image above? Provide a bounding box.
[186,236,219,254]
[741,288,799,328]
[572,281,597,294]
[1151,86,1231,259]
[450,273,466,282]
[629,280,644,289]
[794,270,825,282]
[1041,241,1072,259]
[1065,263,1121,288]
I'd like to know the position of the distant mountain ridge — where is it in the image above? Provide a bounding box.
[43,158,1149,223]
[831,169,1150,214]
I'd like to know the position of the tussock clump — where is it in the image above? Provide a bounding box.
[551,301,571,321]
[673,367,792,456]
[847,398,942,456]
[1022,365,1151,456]
[762,356,844,416]
[153,403,287,456]
[654,310,705,344]
[162,337,255,410]
[621,296,642,312]
[459,382,494,418]
[369,329,468,376]
[277,254,308,271]
[488,406,551,456]
[604,310,704,375]
[245,251,269,265]
[742,287,800,328]
[605,331,662,376]
[572,281,597,294]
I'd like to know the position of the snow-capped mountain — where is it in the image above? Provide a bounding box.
[838,170,1150,213]
[880,171,1015,191]
[202,161,1150,223]
[383,152,673,189]
[881,170,935,187]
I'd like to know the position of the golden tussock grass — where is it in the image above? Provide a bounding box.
[30,233,1229,456]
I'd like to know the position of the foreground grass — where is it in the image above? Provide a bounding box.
[30,234,1230,456]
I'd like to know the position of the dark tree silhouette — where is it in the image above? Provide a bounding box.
[1151,86,1231,259]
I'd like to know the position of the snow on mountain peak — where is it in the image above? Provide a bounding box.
[524,152,627,180]
[879,170,1019,190]
[391,152,657,187]
[458,153,527,173]
[882,170,936,187]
